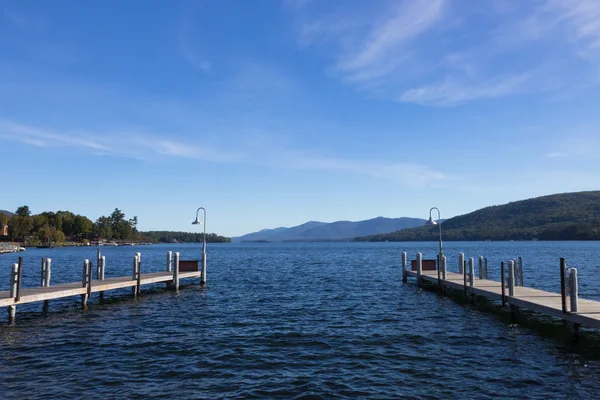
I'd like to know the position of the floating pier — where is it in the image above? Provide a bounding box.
[1,249,205,323]
[402,252,598,339]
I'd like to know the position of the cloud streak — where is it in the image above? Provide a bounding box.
[293,0,600,106]
[0,119,449,188]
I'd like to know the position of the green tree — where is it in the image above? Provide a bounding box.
[15,205,31,217]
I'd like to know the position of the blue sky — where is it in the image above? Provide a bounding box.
[1,0,599,237]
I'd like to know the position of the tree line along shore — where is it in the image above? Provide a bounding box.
[0,206,231,246]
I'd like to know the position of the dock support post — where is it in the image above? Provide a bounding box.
[416,253,422,286]
[167,251,173,272]
[468,258,475,287]
[40,257,46,287]
[15,257,23,302]
[81,259,90,309]
[463,261,467,296]
[441,255,447,281]
[569,268,578,313]
[173,252,180,290]
[136,256,142,297]
[484,258,488,279]
[518,256,523,286]
[42,258,51,311]
[478,256,483,279]
[132,255,139,298]
[8,263,19,323]
[560,258,567,314]
[99,256,105,301]
[437,254,441,287]
[508,260,515,297]
[401,252,407,283]
[458,253,464,275]
[501,262,506,307]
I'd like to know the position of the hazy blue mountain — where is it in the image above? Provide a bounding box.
[234,217,426,242]
[0,210,14,217]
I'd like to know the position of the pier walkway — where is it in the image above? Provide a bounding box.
[1,249,205,323]
[403,252,600,337]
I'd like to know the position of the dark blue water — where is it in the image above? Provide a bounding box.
[1,242,600,399]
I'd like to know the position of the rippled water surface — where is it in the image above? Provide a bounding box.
[1,241,600,399]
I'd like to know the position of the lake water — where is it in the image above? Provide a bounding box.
[1,241,600,399]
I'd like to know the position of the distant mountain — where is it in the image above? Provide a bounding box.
[0,210,13,217]
[234,217,427,242]
[355,191,600,242]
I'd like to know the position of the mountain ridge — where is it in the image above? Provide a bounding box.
[355,191,600,242]
[234,216,426,242]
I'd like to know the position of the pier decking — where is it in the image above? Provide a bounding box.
[403,252,600,336]
[1,249,205,323]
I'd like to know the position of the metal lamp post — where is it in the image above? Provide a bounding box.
[192,207,207,284]
[426,207,443,262]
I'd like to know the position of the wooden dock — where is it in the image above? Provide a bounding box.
[1,249,205,323]
[402,252,600,338]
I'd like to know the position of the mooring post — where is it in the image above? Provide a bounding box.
[167,251,173,272]
[501,262,506,307]
[98,255,106,301]
[136,255,142,297]
[416,252,423,285]
[458,253,464,275]
[569,267,580,340]
[441,255,447,280]
[463,260,467,295]
[15,257,23,302]
[469,258,475,287]
[43,258,52,311]
[132,255,139,298]
[40,257,46,287]
[508,260,515,297]
[478,256,483,280]
[518,256,523,286]
[8,263,19,323]
[173,252,180,290]
[569,268,578,313]
[97,248,101,277]
[560,258,567,314]
[401,252,407,283]
[81,259,89,309]
[484,258,488,279]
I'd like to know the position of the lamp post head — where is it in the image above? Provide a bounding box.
[192,217,202,225]
[425,216,438,225]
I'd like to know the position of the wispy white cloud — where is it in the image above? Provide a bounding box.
[292,0,600,106]
[0,119,449,188]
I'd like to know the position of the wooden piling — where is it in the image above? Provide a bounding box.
[15,257,23,302]
[174,252,180,290]
[401,252,407,283]
[8,263,18,323]
[463,260,467,296]
[167,251,173,272]
[478,256,483,279]
[560,258,567,314]
[40,257,46,287]
[136,257,142,297]
[458,253,464,275]
[484,258,488,279]
[501,262,506,306]
[43,258,51,311]
[132,255,139,298]
[437,254,441,287]
[468,258,475,287]
[569,268,578,313]
[81,260,89,309]
[441,255,447,281]
[99,256,106,301]
[518,256,523,286]
[508,260,515,297]
[416,253,423,285]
